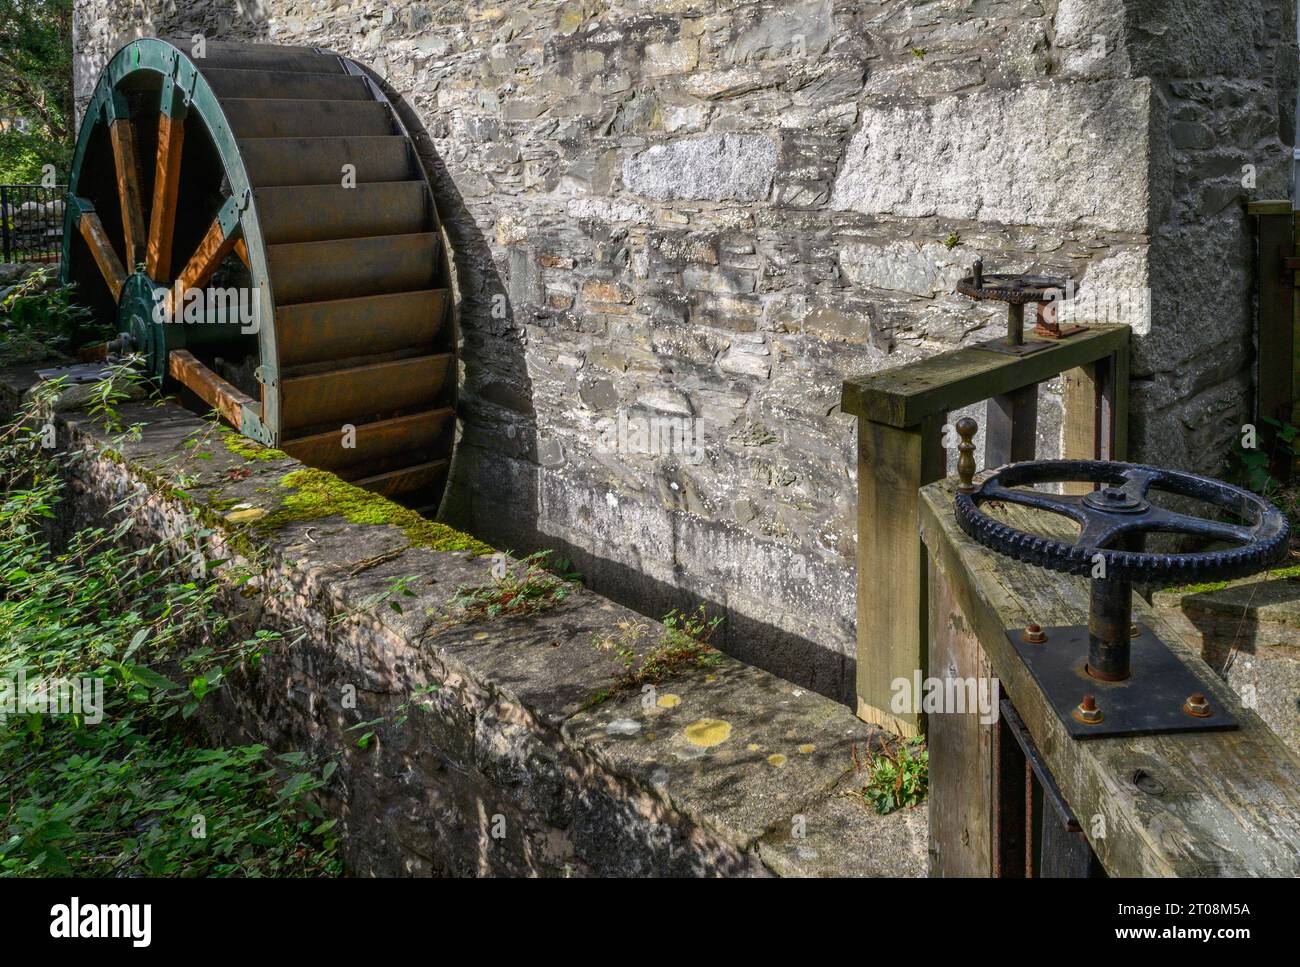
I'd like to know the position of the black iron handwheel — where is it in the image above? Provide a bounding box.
[955,460,1290,582]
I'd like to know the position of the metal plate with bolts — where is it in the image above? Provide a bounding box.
[1006,624,1239,739]
[974,336,1058,356]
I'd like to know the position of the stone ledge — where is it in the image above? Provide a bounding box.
[1,367,926,877]
[1153,570,1300,755]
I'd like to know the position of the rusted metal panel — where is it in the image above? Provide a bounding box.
[238,136,415,188]
[221,98,393,139]
[267,233,440,305]
[354,458,450,501]
[276,289,447,367]
[191,43,348,74]
[202,68,370,101]
[279,353,452,432]
[255,182,429,245]
[282,407,454,475]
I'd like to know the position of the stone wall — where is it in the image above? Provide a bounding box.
[71,1,1297,704]
[0,365,927,877]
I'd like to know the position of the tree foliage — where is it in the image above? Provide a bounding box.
[0,0,73,182]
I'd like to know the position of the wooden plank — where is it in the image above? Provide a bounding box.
[146,112,185,281]
[1247,199,1294,216]
[984,385,1038,468]
[926,550,994,875]
[1061,362,1101,495]
[1253,209,1294,479]
[109,119,146,270]
[855,416,945,736]
[166,213,237,316]
[842,326,1130,427]
[77,209,127,301]
[920,478,1300,877]
[167,349,255,429]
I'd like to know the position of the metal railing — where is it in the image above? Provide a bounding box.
[1,184,65,264]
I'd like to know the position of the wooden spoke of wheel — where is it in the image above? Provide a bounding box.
[77,206,127,301]
[146,112,185,280]
[165,206,240,316]
[167,349,254,428]
[109,119,146,269]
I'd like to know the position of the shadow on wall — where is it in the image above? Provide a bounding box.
[322,63,854,706]
[80,7,852,706]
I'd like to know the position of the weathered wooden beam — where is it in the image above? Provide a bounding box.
[921,477,1300,877]
[146,112,185,281]
[109,119,147,270]
[166,213,239,317]
[76,207,127,302]
[984,385,1038,468]
[843,326,1130,428]
[855,415,945,736]
[167,349,254,429]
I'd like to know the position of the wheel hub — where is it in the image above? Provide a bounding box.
[115,273,170,379]
[1081,486,1146,514]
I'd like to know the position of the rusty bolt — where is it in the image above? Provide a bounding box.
[1073,693,1103,725]
[1022,623,1047,644]
[1183,692,1212,718]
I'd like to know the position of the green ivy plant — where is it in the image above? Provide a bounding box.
[853,738,929,815]
[0,380,339,877]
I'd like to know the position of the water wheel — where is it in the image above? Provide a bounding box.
[61,38,457,510]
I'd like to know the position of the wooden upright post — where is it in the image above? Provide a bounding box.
[855,417,945,736]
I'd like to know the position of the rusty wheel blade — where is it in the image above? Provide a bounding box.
[267,233,440,304]
[255,182,429,245]
[279,353,453,433]
[282,407,454,474]
[276,289,448,368]
[238,136,416,188]
[221,98,393,140]
[202,68,371,101]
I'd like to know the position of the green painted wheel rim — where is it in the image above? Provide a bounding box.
[63,37,278,444]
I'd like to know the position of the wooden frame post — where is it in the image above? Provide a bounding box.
[855,416,945,736]
[1249,200,1297,481]
[843,326,1130,736]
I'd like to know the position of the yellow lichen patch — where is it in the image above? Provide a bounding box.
[746,743,761,752]
[798,743,816,754]
[684,718,731,748]
[656,693,682,709]
[645,732,657,742]
[473,632,490,641]
[767,753,788,767]
[223,505,267,523]
[258,467,494,555]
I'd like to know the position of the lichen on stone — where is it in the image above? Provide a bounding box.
[221,431,291,463]
[258,466,494,555]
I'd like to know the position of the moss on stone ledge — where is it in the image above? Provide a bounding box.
[1164,563,1300,597]
[222,431,291,463]
[258,467,493,555]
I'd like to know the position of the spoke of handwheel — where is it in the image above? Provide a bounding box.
[1140,508,1254,544]
[1120,467,1158,499]
[146,111,185,281]
[982,484,1085,521]
[76,204,127,301]
[109,118,147,270]
[1075,517,1128,549]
